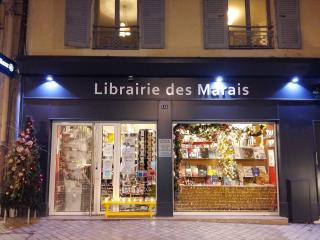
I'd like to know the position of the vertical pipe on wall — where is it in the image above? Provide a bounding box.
[0,1,15,182]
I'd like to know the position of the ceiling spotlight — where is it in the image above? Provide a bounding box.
[128,75,134,81]
[216,76,223,82]
[46,75,54,81]
[291,77,299,83]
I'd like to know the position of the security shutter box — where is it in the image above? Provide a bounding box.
[204,0,228,49]
[140,0,165,49]
[65,0,92,48]
[276,0,301,49]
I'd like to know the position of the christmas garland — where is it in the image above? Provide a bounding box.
[173,123,266,200]
[1,117,43,211]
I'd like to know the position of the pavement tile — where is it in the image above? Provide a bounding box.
[0,218,319,240]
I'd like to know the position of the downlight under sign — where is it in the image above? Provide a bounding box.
[0,53,16,77]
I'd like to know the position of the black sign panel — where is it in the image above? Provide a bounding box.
[23,76,319,101]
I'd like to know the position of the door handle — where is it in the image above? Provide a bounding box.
[316,152,319,166]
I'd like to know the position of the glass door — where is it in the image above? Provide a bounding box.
[119,123,157,208]
[50,121,157,215]
[49,123,94,215]
[95,122,157,214]
[94,123,121,213]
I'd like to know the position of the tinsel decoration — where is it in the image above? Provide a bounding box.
[217,134,237,180]
[173,124,183,200]
[1,117,43,211]
[173,123,265,199]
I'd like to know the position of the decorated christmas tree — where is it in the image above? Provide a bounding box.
[1,117,43,212]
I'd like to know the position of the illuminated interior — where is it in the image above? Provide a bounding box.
[228,0,246,26]
[97,0,138,27]
[228,0,267,26]
[250,0,267,26]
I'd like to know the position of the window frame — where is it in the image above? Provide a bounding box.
[93,0,140,50]
[228,0,274,49]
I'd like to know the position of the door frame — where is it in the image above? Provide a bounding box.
[313,121,320,216]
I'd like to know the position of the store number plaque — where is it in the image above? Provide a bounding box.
[159,139,172,157]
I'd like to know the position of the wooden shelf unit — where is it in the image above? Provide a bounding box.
[181,158,266,167]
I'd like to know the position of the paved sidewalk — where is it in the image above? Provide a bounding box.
[0,219,319,240]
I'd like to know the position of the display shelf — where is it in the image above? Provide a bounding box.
[181,159,267,166]
[179,184,276,187]
[182,158,218,161]
[182,141,213,145]
[184,176,207,178]
[181,158,267,161]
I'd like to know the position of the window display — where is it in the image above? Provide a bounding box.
[53,124,93,212]
[99,123,157,212]
[173,122,278,212]
[99,126,115,211]
[118,124,157,212]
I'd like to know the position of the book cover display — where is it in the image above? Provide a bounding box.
[176,122,277,187]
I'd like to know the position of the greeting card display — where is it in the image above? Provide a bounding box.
[234,147,254,159]
[253,147,267,159]
[198,165,207,177]
[191,166,199,177]
[243,166,254,177]
[251,167,260,177]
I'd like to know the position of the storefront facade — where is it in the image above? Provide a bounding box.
[17,57,320,223]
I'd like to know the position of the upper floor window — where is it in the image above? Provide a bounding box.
[65,0,165,50]
[94,0,139,49]
[228,0,273,49]
[204,0,301,49]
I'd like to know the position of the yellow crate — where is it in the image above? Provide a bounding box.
[102,200,156,218]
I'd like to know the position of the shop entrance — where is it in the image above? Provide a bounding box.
[173,122,279,213]
[49,122,157,215]
[314,122,320,217]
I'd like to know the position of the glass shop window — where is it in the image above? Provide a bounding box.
[174,122,278,212]
[53,124,93,212]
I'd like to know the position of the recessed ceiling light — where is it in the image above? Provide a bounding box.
[216,76,223,82]
[291,77,299,83]
[46,75,53,81]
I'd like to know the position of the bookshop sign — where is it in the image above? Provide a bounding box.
[91,78,316,100]
[0,53,16,77]
[94,82,250,98]
[24,77,317,100]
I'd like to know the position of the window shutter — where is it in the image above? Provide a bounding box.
[204,0,228,49]
[65,0,92,48]
[140,0,165,49]
[276,0,301,49]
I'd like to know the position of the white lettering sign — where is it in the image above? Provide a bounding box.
[0,58,14,72]
[94,82,250,97]
[197,83,249,97]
